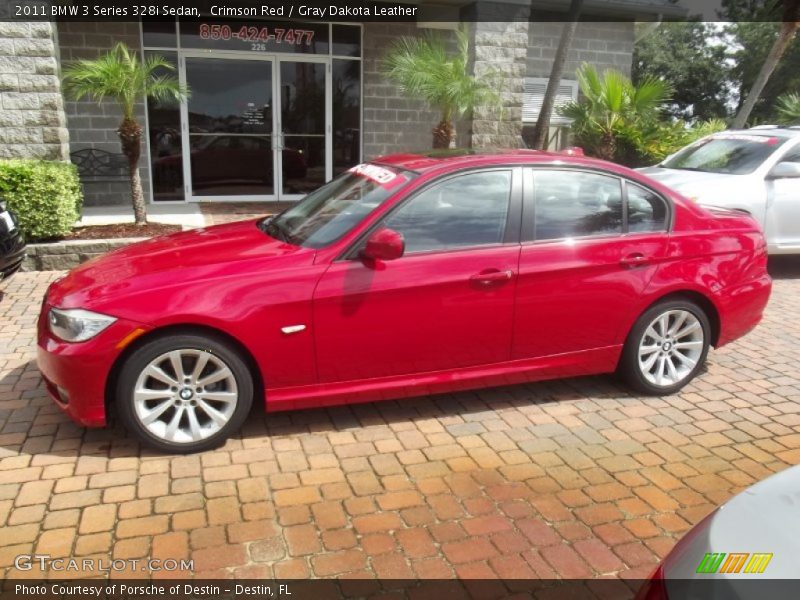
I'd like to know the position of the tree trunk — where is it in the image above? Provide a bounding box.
[598,131,616,161]
[117,117,147,225]
[732,20,799,129]
[432,119,455,149]
[530,0,584,150]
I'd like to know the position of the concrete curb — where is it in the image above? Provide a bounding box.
[22,237,147,271]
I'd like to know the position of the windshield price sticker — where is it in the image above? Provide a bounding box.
[349,164,399,186]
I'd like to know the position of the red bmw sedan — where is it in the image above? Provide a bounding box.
[37,150,772,453]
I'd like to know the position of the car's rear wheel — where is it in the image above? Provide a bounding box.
[619,299,710,395]
[116,333,253,454]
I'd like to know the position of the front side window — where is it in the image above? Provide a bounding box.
[661,134,788,175]
[533,170,623,241]
[262,164,411,248]
[627,183,668,233]
[383,170,512,254]
[781,146,800,164]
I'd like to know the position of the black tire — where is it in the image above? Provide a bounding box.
[115,332,254,454]
[619,299,711,396]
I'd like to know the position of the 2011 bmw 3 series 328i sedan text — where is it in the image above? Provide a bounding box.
[37,150,772,453]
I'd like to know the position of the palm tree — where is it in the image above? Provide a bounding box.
[530,0,584,149]
[776,92,800,124]
[731,1,800,128]
[559,63,672,161]
[63,43,187,225]
[383,26,502,149]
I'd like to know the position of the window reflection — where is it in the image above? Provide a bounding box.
[627,183,667,232]
[385,171,511,253]
[189,135,274,195]
[185,58,274,195]
[142,20,177,48]
[533,171,623,240]
[332,25,361,57]
[333,59,361,176]
[187,58,273,135]
[146,51,183,201]
[281,62,325,195]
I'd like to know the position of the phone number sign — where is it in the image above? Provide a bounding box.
[181,20,328,54]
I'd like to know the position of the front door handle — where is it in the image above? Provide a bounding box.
[470,269,514,285]
[620,253,650,268]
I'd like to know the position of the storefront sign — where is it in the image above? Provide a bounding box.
[198,23,316,47]
[181,19,329,54]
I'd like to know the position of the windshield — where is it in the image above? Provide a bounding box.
[260,164,413,248]
[661,134,788,175]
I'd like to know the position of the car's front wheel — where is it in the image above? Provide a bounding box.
[619,299,711,395]
[116,333,254,454]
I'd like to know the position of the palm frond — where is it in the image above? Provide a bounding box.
[62,43,188,120]
[776,92,800,124]
[382,25,502,126]
[631,77,672,114]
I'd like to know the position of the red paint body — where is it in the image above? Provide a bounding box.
[37,151,772,427]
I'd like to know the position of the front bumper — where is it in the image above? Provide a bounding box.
[36,304,150,427]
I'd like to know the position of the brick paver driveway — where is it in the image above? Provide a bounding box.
[1,260,799,582]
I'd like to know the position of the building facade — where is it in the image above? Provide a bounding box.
[0,1,682,206]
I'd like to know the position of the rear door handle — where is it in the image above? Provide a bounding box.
[470,269,514,285]
[620,253,650,268]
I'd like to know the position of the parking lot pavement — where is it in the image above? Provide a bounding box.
[1,264,799,581]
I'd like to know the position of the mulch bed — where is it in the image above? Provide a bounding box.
[65,223,182,240]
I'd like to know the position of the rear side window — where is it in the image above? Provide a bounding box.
[533,170,623,241]
[627,183,668,232]
[384,170,511,254]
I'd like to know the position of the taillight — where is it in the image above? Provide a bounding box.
[634,565,668,600]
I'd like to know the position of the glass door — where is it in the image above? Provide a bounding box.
[180,53,331,201]
[182,54,277,200]
[277,57,331,199]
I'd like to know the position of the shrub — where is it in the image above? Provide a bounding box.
[0,160,83,241]
[559,64,730,167]
[633,118,728,166]
[558,64,672,164]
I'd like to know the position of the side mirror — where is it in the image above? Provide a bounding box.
[361,227,405,262]
[768,161,800,179]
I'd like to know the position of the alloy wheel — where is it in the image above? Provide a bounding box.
[637,309,704,388]
[132,349,238,444]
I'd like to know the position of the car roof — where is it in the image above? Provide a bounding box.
[742,126,800,138]
[371,148,628,175]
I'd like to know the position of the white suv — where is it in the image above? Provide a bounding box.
[640,126,800,254]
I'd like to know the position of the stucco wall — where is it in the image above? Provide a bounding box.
[361,22,447,159]
[0,21,69,161]
[527,21,635,80]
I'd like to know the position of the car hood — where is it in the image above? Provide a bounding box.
[47,219,314,309]
[637,166,729,190]
[638,167,747,198]
[663,464,800,582]
[638,166,765,200]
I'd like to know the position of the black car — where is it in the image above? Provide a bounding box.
[0,198,26,285]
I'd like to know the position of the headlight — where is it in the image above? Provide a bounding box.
[48,308,117,342]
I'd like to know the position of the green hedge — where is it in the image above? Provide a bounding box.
[0,160,83,241]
